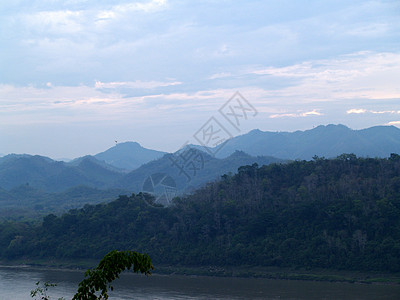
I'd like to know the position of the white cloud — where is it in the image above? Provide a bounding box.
[0,83,243,126]
[94,0,168,24]
[22,10,84,34]
[346,23,389,37]
[302,109,322,116]
[208,72,232,80]
[2,0,400,158]
[387,121,400,126]
[115,0,167,13]
[269,113,298,119]
[96,10,116,21]
[94,80,182,89]
[2,50,399,130]
[12,0,169,43]
[371,110,400,114]
[270,109,323,119]
[347,109,400,115]
[251,52,400,103]
[0,83,126,124]
[347,109,367,114]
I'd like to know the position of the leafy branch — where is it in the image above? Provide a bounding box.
[30,281,65,300]
[72,250,154,300]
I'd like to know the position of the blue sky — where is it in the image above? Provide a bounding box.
[0,0,399,158]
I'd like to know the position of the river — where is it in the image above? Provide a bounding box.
[1,266,399,299]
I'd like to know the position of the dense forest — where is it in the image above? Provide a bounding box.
[1,154,400,272]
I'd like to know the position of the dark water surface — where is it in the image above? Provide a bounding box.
[1,266,399,299]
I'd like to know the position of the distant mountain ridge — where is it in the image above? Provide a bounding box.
[68,155,125,173]
[2,124,400,201]
[0,148,281,195]
[0,148,282,216]
[2,124,400,171]
[116,148,282,196]
[0,154,123,192]
[210,124,400,159]
[94,141,166,171]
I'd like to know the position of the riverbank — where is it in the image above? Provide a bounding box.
[154,265,400,285]
[1,259,400,285]
[3,265,400,300]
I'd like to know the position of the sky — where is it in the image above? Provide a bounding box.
[0,0,400,159]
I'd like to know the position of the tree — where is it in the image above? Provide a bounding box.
[31,250,153,300]
[73,250,153,300]
[31,281,64,300]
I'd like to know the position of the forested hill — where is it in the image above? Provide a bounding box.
[2,154,400,272]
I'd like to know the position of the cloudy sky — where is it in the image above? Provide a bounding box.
[1,0,399,159]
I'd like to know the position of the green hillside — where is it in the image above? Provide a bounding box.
[2,154,400,273]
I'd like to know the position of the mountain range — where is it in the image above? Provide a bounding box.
[115,150,281,195]
[0,149,281,193]
[93,141,166,171]
[1,124,400,216]
[207,124,400,159]
[0,149,281,217]
[0,154,123,192]
[2,124,400,191]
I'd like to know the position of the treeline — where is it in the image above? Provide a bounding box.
[1,154,400,272]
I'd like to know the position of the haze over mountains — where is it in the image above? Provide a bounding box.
[0,149,281,193]
[0,154,123,192]
[115,150,281,194]
[0,149,281,218]
[94,141,166,171]
[208,124,400,159]
[1,124,400,217]
[2,124,400,188]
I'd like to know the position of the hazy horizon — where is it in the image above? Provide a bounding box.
[1,123,399,160]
